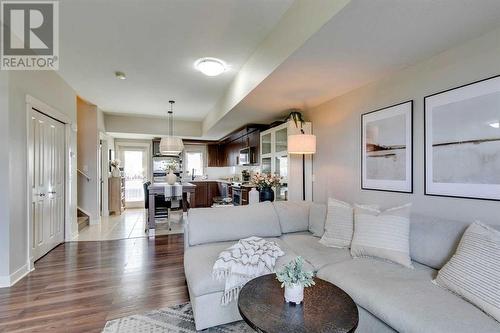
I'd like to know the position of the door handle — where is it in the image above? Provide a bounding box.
[48,191,56,194]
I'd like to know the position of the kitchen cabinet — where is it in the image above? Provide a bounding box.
[206,125,267,167]
[190,181,221,208]
[207,144,221,167]
[241,187,250,205]
[192,181,208,207]
[260,121,313,201]
[207,182,220,204]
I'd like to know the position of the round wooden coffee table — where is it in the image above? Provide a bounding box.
[238,274,358,333]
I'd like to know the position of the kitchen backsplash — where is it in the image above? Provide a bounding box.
[205,166,260,180]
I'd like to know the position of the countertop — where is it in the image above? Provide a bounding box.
[188,179,232,184]
[187,179,256,188]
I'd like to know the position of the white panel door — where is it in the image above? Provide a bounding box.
[29,109,65,261]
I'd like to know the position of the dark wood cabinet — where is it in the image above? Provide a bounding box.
[207,144,221,167]
[192,182,208,207]
[205,125,267,167]
[152,139,161,156]
[207,182,220,204]
[190,181,221,208]
[241,187,250,205]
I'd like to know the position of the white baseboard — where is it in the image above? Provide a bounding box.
[90,216,100,225]
[0,263,30,288]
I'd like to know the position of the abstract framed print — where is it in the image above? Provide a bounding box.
[424,75,500,201]
[361,101,413,193]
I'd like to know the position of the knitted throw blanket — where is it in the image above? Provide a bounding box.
[212,236,284,305]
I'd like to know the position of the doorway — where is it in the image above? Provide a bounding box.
[28,108,65,261]
[123,149,146,207]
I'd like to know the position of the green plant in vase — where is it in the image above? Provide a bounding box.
[276,256,315,304]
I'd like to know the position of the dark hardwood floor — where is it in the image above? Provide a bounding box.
[0,235,189,333]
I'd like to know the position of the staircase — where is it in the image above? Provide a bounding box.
[77,209,90,231]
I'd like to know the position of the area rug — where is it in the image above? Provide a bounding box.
[102,303,254,333]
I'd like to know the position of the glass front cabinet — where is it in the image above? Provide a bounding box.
[260,123,289,201]
[260,121,313,202]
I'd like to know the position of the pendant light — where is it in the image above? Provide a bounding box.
[159,100,184,155]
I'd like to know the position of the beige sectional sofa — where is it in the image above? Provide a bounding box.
[183,201,500,332]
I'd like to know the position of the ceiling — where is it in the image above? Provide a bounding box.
[205,0,500,137]
[58,0,500,139]
[58,0,294,120]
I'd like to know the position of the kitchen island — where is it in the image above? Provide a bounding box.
[147,182,197,234]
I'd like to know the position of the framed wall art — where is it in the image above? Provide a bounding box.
[424,75,500,201]
[361,101,413,193]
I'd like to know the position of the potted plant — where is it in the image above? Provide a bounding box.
[250,172,282,202]
[165,160,179,185]
[276,256,315,304]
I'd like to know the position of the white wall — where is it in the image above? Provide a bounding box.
[305,26,500,225]
[77,98,100,224]
[104,113,202,138]
[2,70,77,286]
[0,71,10,280]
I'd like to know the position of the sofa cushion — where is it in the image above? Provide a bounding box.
[273,201,310,233]
[308,203,327,237]
[187,201,282,246]
[409,214,500,269]
[184,238,310,297]
[281,233,352,271]
[317,258,500,333]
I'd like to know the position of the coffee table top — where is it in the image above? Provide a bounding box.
[238,274,358,333]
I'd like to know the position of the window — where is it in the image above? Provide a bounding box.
[185,151,204,177]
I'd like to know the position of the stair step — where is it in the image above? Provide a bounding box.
[77,216,89,231]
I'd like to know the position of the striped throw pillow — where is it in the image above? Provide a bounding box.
[351,203,413,268]
[319,198,354,248]
[434,222,500,322]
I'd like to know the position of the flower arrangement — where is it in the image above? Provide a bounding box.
[110,159,121,170]
[276,256,315,289]
[250,172,282,190]
[165,160,179,172]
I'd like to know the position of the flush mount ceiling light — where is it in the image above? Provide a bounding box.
[194,57,227,76]
[115,71,126,80]
[489,121,500,128]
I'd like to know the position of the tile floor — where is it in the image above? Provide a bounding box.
[76,208,185,241]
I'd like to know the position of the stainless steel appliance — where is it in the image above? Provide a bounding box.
[238,147,255,166]
[152,156,182,182]
[231,182,242,205]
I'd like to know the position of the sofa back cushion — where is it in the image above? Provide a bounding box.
[273,201,310,233]
[410,214,500,269]
[309,203,327,237]
[187,201,282,246]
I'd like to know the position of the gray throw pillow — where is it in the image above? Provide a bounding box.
[308,203,327,237]
[434,222,500,322]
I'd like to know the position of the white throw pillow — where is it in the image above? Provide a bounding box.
[319,198,355,248]
[434,222,500,322]
[351,203,413,268]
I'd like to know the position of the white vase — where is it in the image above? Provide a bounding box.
[248,188,259,205]
[284,283,304,304]
[166,171,177,185]
[112,168,120,177]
